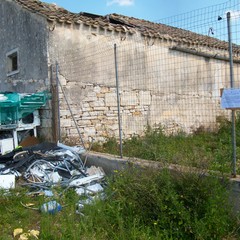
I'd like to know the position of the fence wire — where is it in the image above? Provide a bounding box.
[57,1,240,166]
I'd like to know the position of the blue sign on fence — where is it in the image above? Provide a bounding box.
[221,88,240,109]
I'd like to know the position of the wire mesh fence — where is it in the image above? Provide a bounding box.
[56,0,240,166]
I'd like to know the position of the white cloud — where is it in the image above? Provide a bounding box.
[222,10,240,21]
[228,10,240,20]
[107,0,134,6]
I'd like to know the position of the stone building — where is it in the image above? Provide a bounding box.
[1,0,240,144]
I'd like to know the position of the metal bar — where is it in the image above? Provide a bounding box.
[50,64,57,142]
[227,12,237,177]
[114,44,123,158]
[56,62,86,148]
[55,62,61,142]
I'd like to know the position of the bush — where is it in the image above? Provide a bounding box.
[92,120,240,174]
[93,168,240,239]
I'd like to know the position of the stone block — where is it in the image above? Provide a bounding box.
[105,92,117,107]
[85,127,96,136]
[89,99,105,107]
[60,110,70,116]
[89,111,103,117]
[122,114,147,135]
[121,92,138,106]
[82,112,90,117]
[78,120,92,126]
[139,90,151,105]
[60,119,72,127]
[94,106,108,111]
[93,85,101,93]
[69,128,79,135]
[100,86,111,93]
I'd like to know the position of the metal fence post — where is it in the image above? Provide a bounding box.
[114,44,123,158]
[55,62,61,142]
[227,12,237,177]
[50,64,60,142]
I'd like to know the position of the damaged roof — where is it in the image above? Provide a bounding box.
[14,0,238,52]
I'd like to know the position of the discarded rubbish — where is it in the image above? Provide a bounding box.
[28,230,40,239]
[13,228,23,237]
[40,200,62,214]
[0,142,106,214]
[43,190,54,197]
[75,183,104,196]
[0,174,15,189]
[76,193,105,215]
[69,174,104,187]
[13,229,40,240]
[19,233,29,240]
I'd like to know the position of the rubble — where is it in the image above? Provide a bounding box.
[0,174,15,189]
[0,142,106,214]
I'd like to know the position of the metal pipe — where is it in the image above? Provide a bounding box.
[56,62,61,142]
[227,12,237,177]
[50,64,58,142]
[114,44,123,158]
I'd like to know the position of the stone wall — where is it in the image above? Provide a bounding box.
[0,1,53,141]
[48,21,240,144]
[58,82,229,144]
[0,1,49,92]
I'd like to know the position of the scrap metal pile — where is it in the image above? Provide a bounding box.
[0,142,105,213]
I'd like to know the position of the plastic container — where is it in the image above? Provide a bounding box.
[40,201,62,214]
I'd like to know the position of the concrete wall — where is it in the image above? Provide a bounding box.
[0,1,52,141]
[81,151,240,214]
[47,22,240,144]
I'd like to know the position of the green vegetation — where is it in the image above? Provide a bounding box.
[93,117,240,174]
[0,168,239,239]
[1,118,240,239]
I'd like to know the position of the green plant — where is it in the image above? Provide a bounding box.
[0,168,239,239]
[92,119,240,174]
[102,168,239,239]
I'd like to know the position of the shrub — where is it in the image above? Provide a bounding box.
[97,168,240,239]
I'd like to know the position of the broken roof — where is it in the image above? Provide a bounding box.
[14,0,239,52]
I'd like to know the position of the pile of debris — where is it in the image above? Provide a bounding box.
[0,142,105,214]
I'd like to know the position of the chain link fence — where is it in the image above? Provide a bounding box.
[56,1,240,156]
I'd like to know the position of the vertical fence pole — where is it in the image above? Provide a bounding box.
[114,44,123,158]
[55,62,61,142]
[227,12,237,177]
[50,64,60,142]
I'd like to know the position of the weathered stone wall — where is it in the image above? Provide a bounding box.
[0,1,49,92]
[0,1,53,141]
[48,22,240,144]
[2,2,240,145]
[58,83,230,144]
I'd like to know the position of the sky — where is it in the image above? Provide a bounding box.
[42,0,228,22]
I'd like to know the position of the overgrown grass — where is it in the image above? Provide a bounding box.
[1,168,239,239]
[93,118,240,174]
[1,118,240,239]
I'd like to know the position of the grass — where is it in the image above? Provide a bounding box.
[0,168,239,239]
[92,117,240,175]
[1,118,240,239]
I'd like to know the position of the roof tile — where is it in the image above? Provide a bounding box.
[13,0,240,52]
